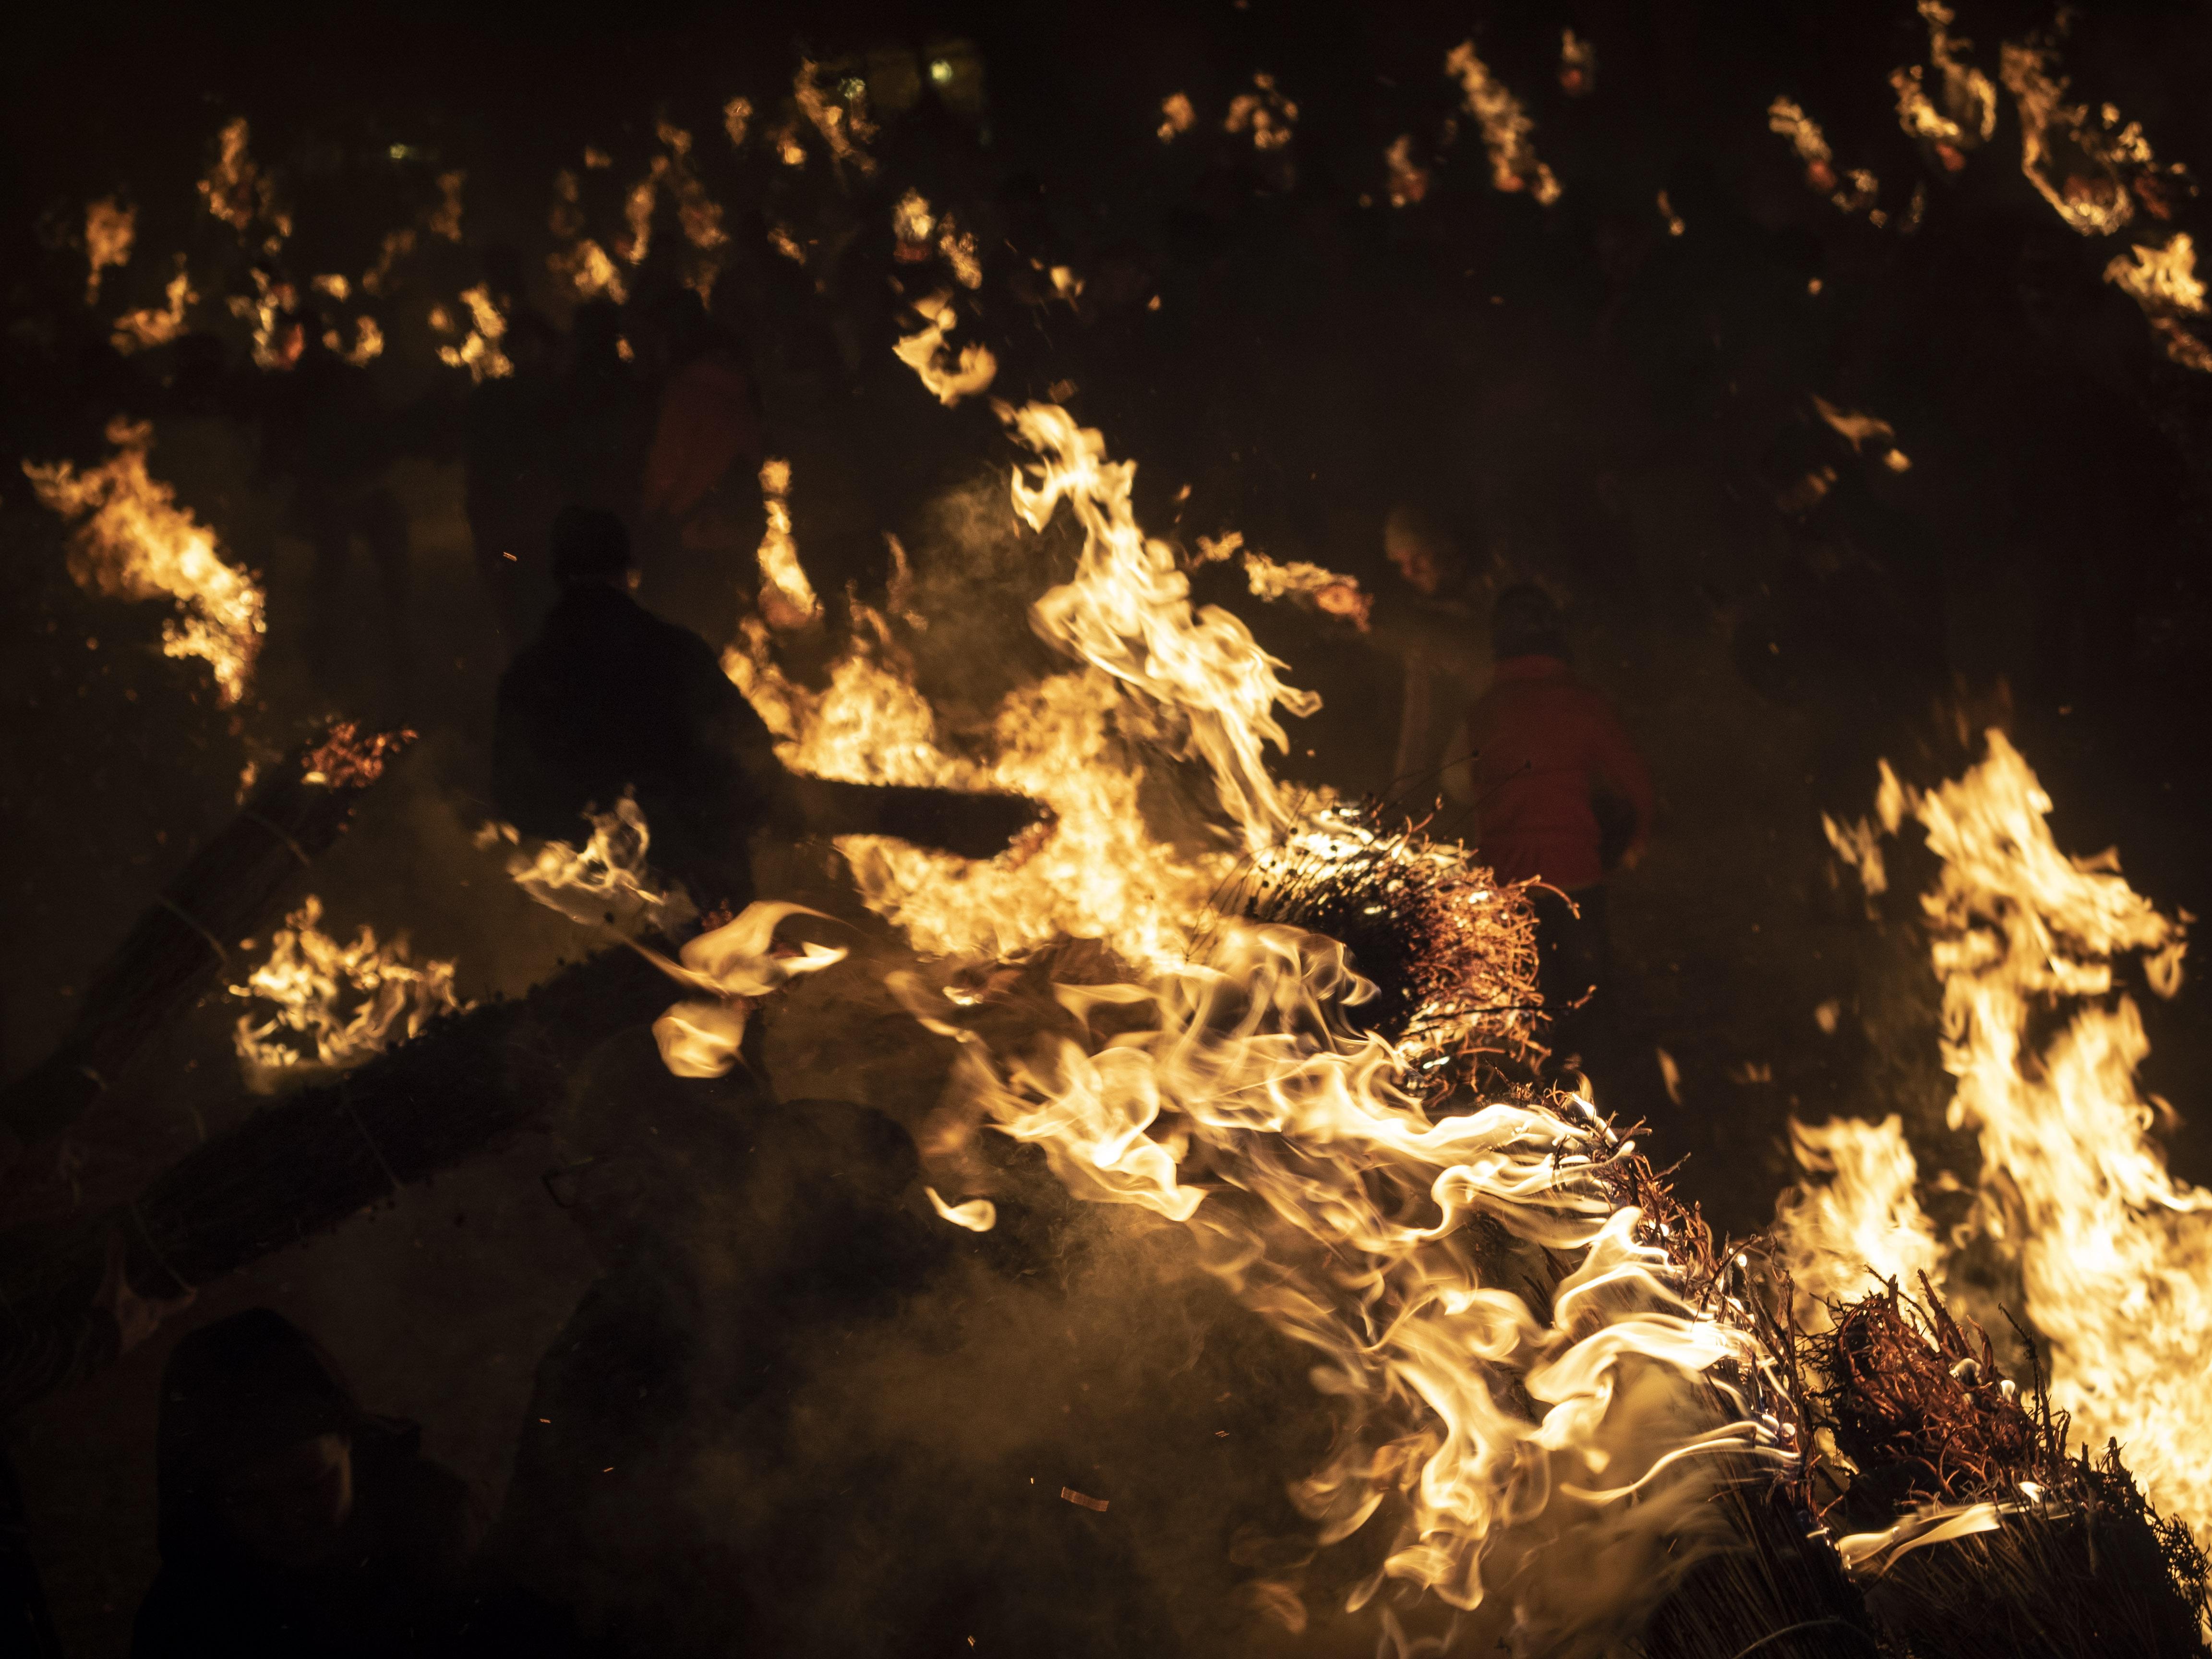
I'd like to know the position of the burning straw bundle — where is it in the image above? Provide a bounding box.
[1227,799,1543,1072]
[0,946,673,1404]
[0,721,412,1146]
[1600,1145,1887,1659]
[1803,1276,2211,1659]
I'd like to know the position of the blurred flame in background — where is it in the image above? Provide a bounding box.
[1558,29,1596,97]
[1224,72,1298,153]
[1158,91,1195,144]
[230,895,467,1090]
[1783,733,2210,1546]
[2000,28,2190,238]
[110,260,195,354]
[437,283,512,382]
[1446,42,1560,205]
[83,197,134,304]
[198,117,289,253]
[1385,136,1431,208]
[2105,232,2212,372]
[1891,0,1996,172]
[427,169,466,242]
[24,416,265,704]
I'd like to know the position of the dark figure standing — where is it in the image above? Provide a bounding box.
[636,289,766,639]
[493,506,795,912]
[1375,504,1486,798]
[463,311,562,650]
[132,1309,481,1658]
[1444,585,1652,1068]
[261,307,412,703]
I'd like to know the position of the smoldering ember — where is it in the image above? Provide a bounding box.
[5,3,2212,1656]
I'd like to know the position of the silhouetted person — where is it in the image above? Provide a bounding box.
[1443,585,1651,1067]
[261,306,413,702]
[133,1309,480,1658]
[1,1234,192,1658]
[494,506,795,911]
[637,288,765,637]
[1374,503,1484,797]
[463,310,562,649]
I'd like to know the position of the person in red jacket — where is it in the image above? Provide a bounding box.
[1443,584,1652,1066]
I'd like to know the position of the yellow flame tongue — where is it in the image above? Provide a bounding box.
[1783,731,2208,1547]
[720,397,1786,1635]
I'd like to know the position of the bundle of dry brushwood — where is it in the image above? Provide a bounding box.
[1796,1275,2210,1659]
[0,720,413,1147]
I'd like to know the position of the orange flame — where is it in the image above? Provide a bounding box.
[84,197,134,304]
[1446,42,1561,205]
[24,416,265,704]
[231,895,467,1090]
[1792,732,2209,1544]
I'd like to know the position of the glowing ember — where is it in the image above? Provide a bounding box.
[83,197,134,303]
[23,416,265,704]
[1446,41,1560,205]
[722,96,752,146]
[231,895,467,1089]
[754,459,821,629]
[303,722,413,788]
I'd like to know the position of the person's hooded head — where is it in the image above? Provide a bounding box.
[1491,582,1570,663]
[155,1309,399,1572]
[550,504,636,587]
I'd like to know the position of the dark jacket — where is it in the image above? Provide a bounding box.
[1446,654,1653,889]
[493,584,793,908]
[134,1310,481,1659]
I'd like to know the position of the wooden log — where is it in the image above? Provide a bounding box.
[0,721,412,1146]
[0,947,672,1393]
